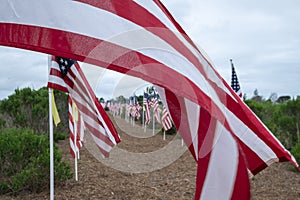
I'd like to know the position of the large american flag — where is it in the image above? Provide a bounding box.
[1,1,299,199]
[230,59,242,98]
[48,56,120,158]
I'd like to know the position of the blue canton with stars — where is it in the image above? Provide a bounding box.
[56,56,75,77]
[230,59,240,93]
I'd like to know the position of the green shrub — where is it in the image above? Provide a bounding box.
[162,124,177,135]
[0,118,5,129]
[291,142,300,164]
[54,132,67,142]
[0,128,72,195]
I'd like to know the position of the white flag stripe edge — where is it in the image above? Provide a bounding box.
[4,1,239,139]
[2,0,226,103]
[70,66,118,144]
[184,98,200,160]
[68,99,79,154]
[69,139,77,154]
[0,1,141,42]
[49,61,67,88]
[200,121,238,200]
[225,109,278,163]
[66,88,108,138]
[133,0,236,101]
[2,2,298,170]
[52,58,116,149]
[155,85,172,119]
[90,133,114,154]
[133,0,178,33]
[3,1,237,120]
[67,64,117,144]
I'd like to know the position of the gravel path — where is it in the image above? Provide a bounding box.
[1,116,299,199]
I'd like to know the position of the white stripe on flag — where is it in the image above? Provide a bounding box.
[184,98,200,160]
[200,121,238,200]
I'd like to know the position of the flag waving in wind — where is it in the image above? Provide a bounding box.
[151,91,161,124]
[143,92,151,125]
[1,1,299,199]
[68,95,85,158]
[48,56,120,157]
[230,59,242,98]
[161,106,172,131]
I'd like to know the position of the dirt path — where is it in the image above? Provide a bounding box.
[1,116,300,199]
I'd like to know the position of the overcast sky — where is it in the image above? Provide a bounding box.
[0,0,299,100]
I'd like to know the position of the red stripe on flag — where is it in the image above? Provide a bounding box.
[194,109,216,199]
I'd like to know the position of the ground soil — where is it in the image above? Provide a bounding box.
[1,116,300,200]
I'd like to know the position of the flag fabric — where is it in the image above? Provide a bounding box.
[230,59,242,98]
[51,90,61,126]
[68,95,85,158]
[151,91,161,124]
[155,85,251,199]
[161,106,172,131]
[143,92,151,125]
[48,56,120,158]
[1,1,299,199]
[132,96,141,119]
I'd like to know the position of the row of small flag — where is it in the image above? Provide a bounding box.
[105,90,173,132]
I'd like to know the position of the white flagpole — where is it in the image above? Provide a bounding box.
[152,110,155,135]
[48,55,54,200]
[133,116,135,127]
[75,152,78,181]
[142,106,145,129]
[163,130,166,141]
[74,116,78,182]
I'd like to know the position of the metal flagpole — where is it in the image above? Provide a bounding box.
[152,109,155,135]
[48,55,54,200]
[74,112,78,181]
[163,130,166,141]
[142,105,145,129]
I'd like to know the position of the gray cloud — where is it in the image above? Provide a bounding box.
[0,0,299,100]
[0,47,48,99]
[161,0,300,98]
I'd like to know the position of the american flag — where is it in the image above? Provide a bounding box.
[1,1,299,199]
[133,96,141,119]
[143,92,151,125]
[68,95,85,158]
[230,59,242,98]
[48,56,120,158]
[161,106,172,131]
[151,91,161,124]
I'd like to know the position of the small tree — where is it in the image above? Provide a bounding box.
[0,128,72,195]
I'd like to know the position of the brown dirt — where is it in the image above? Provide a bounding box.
[1,116,300,200]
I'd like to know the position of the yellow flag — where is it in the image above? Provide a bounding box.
[52,90,61,126]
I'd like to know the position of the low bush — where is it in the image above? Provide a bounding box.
[0,128,72,195]
[291,142,300,164]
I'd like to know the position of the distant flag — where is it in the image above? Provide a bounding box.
[133,96,141,119]
[68,96,85,158]
[2,1,299,199]
[48,56,120,158]
[143,92,151,125]
[100,102,106,109]
[152,91,161,124]
[161,106,172,131]
[230,59,242,98]
[51,90,61,126]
